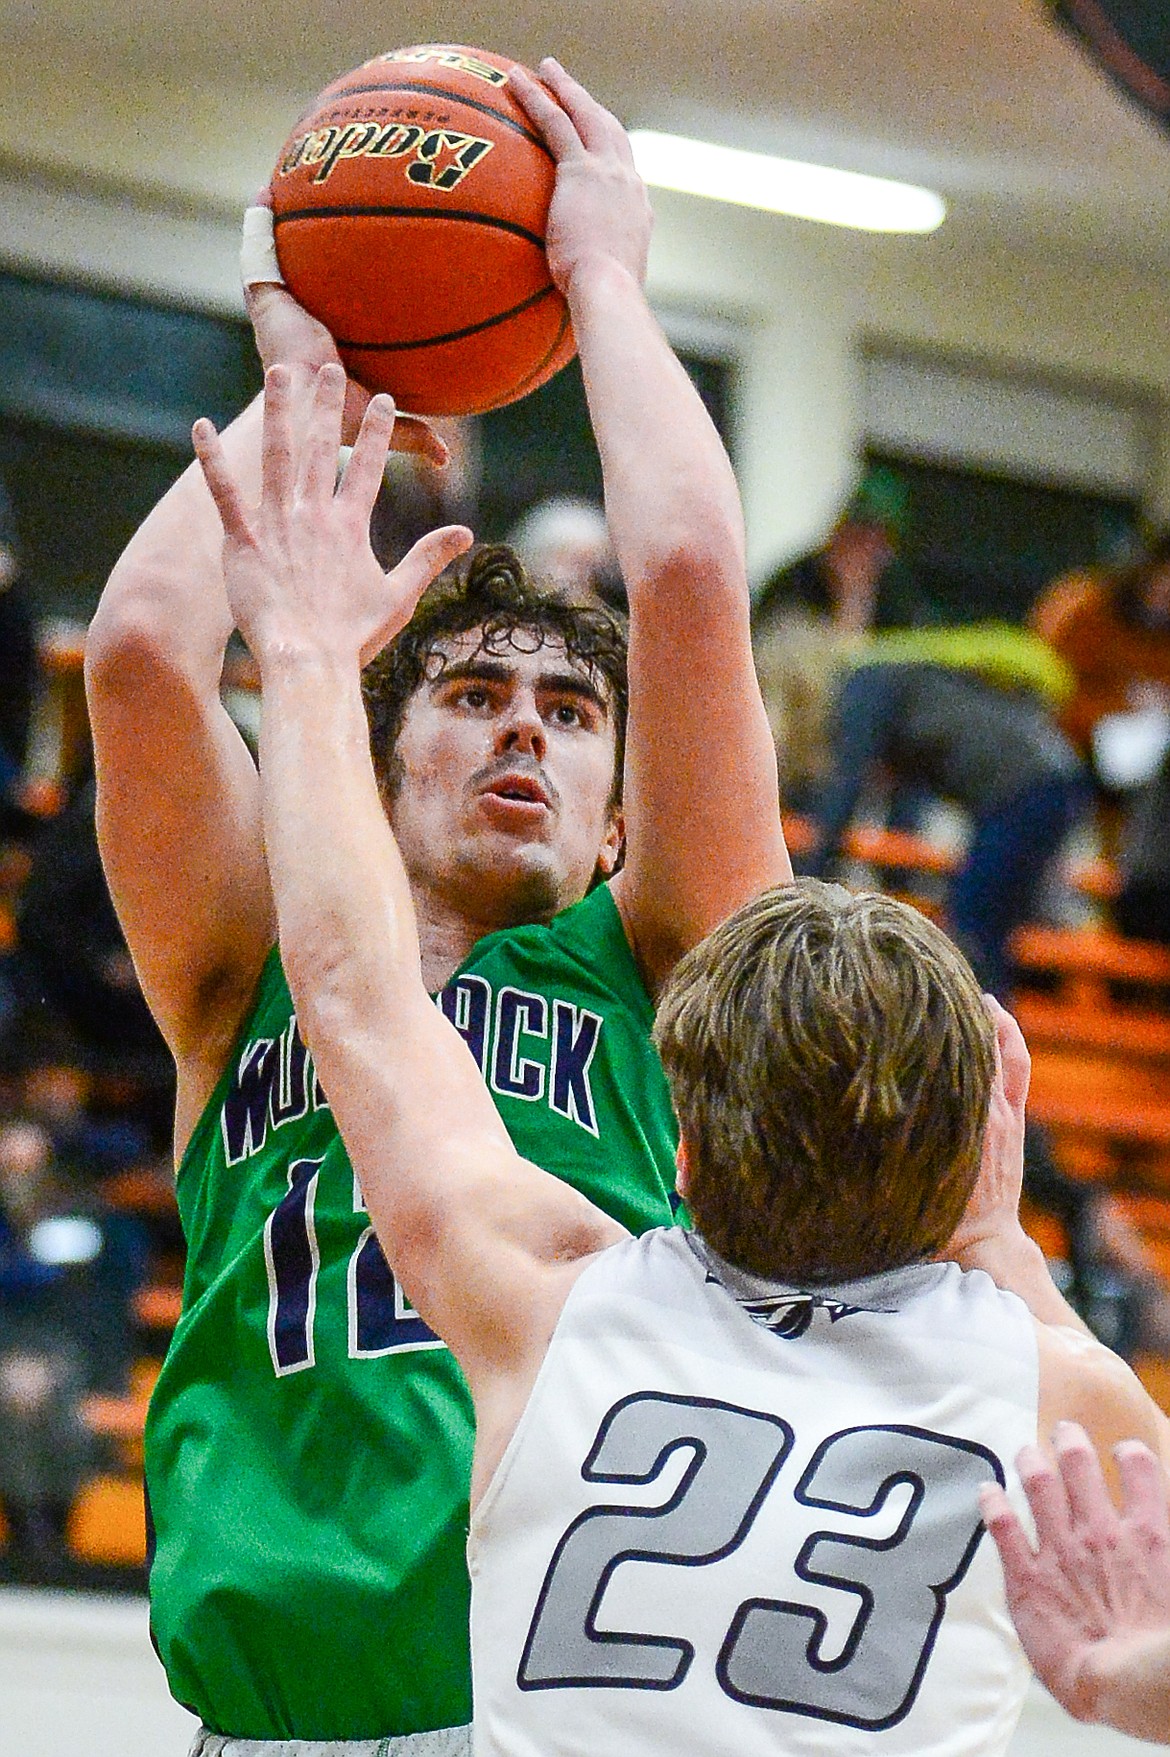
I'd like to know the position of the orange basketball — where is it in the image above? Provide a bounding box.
[270,45,576,417]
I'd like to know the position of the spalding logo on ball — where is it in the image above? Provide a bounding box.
[270,45,576,417]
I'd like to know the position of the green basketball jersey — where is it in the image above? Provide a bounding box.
[145,883,679,1739]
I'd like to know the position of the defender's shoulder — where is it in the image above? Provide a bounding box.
[1036,1318,1168,1461]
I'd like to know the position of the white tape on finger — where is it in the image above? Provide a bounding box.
[240,206,284,288]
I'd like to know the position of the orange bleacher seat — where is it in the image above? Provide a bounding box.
[1018,1197,1067,1262]
[1010,921,1170,1181]
[66,1474,147,1567]
[782,814,958,876]
[81,1360,158,1471]
[1012,924,1170,990]
[1014,993,1170,1059]
[102,1165,178,1218]
[82,1392,147,1442]
[782,813,1119,901]
[1101,1194,1170,1283]
[1028,1052,1170,1162]
[1135,1354,1170,1415]
[134,1284,182,1330]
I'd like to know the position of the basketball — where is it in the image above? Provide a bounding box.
[269,45,576,417]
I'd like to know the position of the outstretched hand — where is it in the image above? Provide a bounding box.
[508,59,652,296]
[981,1425,1170,1740]
[192,363,472,670]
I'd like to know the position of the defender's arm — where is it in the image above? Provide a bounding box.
[87,275,448,1152]
[949,997,1170,1458]
[194,367,623,1407]
[511,64,790,994]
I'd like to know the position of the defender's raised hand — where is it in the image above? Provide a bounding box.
[946,996,1030,1262]
[508,59,652,296]
[941,997,1095,1331]
[192,363,471,670]
[981,1426,1170,1741]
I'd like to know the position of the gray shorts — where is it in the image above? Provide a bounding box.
[188,1727,471,1757]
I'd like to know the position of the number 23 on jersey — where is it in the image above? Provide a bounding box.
[519,1391,1002,1732]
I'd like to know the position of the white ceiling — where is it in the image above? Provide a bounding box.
[2,0,1169,267]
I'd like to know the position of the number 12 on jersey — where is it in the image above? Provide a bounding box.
[263,1158,442,1374]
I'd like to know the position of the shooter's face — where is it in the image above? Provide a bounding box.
[389,629,623,929]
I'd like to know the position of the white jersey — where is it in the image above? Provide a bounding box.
[469,1228,1038,1757]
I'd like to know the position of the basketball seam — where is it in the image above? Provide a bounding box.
[273,206,546,250]
[335,282,559,352]
[504,302,574,402]
[309,81,554,159]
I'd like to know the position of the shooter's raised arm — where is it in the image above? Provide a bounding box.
[510,63,791,991]
[85,387,275,1145]
[84,272,444,1150]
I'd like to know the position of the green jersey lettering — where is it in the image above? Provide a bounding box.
[145,884,679,1739]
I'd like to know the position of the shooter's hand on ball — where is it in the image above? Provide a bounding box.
[508,59,652,297]
[193,362,471,671]
[981,1426,1170,1742]
[241,195,450,466]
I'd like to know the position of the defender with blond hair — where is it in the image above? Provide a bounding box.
[196,358,1170,1757]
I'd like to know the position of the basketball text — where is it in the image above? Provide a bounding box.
[278,123,495,190]
[376,47,510,87]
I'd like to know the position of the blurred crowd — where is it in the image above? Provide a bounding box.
[752,465,1170,1367]
[4,440,1170,1584]
[0,484,177,1584]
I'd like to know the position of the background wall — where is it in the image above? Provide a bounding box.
[5,154,1169,588]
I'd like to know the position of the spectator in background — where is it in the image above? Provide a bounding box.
[1034,533,1170,944]
[753,464,919,633]
[805,656,1086,996]
[753,467,930,838]
[755,493,1170,1356]
[507,494,626,611]
[753,484,1086,998]
[1032,530,1170,764]
[0,476,38,846]
[751,610,852,812]
[753,603,1170,1356]
[755,624,1170,1352]
[0,1113,145,1577]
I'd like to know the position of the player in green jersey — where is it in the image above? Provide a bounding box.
[86,60,789,1751]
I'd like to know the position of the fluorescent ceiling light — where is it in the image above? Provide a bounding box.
[629,130,946,235]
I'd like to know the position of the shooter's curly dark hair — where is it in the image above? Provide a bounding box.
[362,543,629,804]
